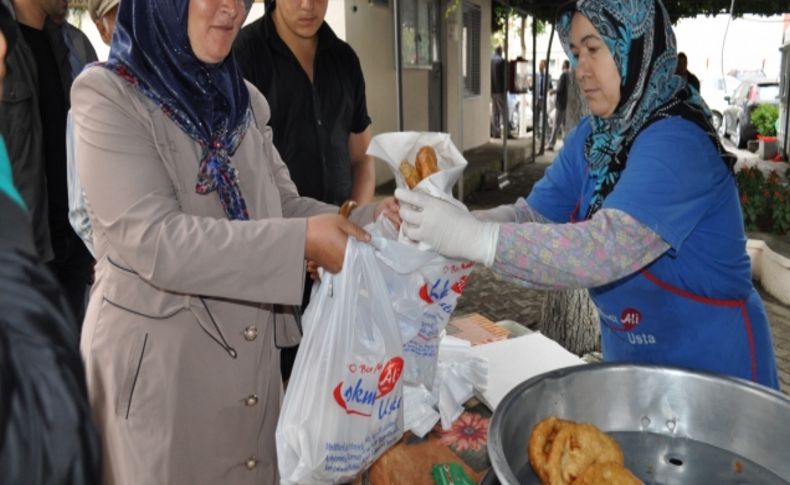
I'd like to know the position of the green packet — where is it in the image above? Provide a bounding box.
[431,462,476,485]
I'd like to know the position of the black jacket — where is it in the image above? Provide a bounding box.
[0,3,78,262]
[0,192,101,484]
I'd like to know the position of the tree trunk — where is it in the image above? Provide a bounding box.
[519,16,527,59]
[538,289,600,356]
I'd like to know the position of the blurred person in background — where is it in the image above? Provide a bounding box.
[0,3,101,482]
[89,0,117,45]
[547,59,570,151]
[51,5,98,79]
[535,58,551,139]
[67,0,119,257]
[0,0,94,326]
[676,52,700,92]
[490,45,506,138]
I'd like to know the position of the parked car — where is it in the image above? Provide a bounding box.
[699,75,740,132]
[721,79,780,148]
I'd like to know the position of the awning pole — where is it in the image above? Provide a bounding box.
[393,0,403,131]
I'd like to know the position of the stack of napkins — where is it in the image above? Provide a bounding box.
[468,332,585,410]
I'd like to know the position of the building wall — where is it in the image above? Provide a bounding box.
[403,68,431,132]
[341,0,400,186]
[444,0,491,152]
[342,0,492,183]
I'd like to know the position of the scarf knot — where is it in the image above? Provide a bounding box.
[194,124,251,220]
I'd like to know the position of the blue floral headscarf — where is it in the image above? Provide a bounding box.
[557,0,735,219]
[105,0,253,220]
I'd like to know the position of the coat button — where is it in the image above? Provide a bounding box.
[245,394,258,406]
[243,326,258,341]
[245,457,257,470]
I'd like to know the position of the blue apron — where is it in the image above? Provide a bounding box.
[590,269,778,388]
[567,190,779,390]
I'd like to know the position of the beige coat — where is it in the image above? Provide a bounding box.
[71,66,375,485]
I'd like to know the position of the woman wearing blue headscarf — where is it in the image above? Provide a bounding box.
[397,0,779,389]
[71,0,396,482]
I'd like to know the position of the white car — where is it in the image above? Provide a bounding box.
[699,75,740,133]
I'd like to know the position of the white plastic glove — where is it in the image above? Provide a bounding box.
[472,204,517,223]
[395,188,499,267]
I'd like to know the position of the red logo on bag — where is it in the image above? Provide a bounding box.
[419,284,434,304]
[333,357,404,418]
[377,357,403,398]
[451,275,469,294]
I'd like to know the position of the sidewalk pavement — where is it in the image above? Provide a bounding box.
[445,134,790,394]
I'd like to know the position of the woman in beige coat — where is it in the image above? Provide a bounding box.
[71,0,395,483]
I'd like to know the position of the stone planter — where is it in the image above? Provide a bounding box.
[758,137,778,160]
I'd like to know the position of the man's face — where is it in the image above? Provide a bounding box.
[274,0,328,41]
[539,60,546,73]
[40,0,68,21]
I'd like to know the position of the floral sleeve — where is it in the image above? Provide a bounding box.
[492,207,669,289]
[512,197,550,223]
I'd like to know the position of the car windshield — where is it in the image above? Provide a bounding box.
[757,84,779,102]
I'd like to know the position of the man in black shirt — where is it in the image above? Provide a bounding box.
[234,0,374,207]
[1,0,94,325]
[535,59,551,140]
[234,0,375,379]
[490,45,505,138]
[0,8,101,480]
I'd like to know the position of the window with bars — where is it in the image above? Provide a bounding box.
[462,2,481,97]
[401,0,439,67]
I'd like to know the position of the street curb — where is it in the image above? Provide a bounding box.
[748,238,790,306]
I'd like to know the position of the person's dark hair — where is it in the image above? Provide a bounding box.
[562,60,570,69]
[677,52,687,61]
[495,46,502,56]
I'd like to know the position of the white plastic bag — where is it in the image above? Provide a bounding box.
[276,239,405,485]
[367,131,476,409]
[368,217,475,390]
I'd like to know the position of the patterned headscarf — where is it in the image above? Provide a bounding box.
[105,0,253,220]
[557,0,735,219]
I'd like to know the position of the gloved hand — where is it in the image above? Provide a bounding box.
[472,204,517,223]
[396,188,499,266]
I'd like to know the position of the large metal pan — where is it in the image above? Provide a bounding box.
[488,363,790,484]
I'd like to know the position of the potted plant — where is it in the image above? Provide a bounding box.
[735,166,790,235]
[750,104,779,160]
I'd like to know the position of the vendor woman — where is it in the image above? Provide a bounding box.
[396,0,779,389]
